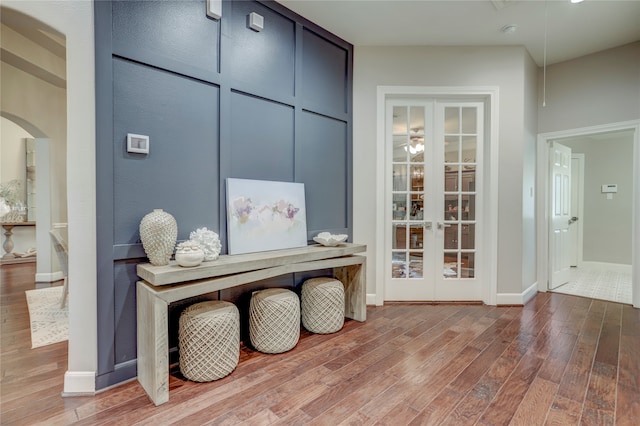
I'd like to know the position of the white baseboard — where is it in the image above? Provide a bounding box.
[496,282,538,306]
[366,293,380,306]
[62,371,96,396]
[36,271,64,283]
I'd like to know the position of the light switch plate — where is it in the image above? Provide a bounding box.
[127,133,149,154]
[249,12,264,31]
[206,0,222,20]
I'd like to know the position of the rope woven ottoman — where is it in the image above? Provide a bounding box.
[249,288,300,354]
[301,277,345,334]
[178,300,239,382]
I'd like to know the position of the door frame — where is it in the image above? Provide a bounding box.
[375,86,499,306]
[536,120,640,308]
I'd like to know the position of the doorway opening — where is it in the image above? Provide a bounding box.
[537,121,640,308]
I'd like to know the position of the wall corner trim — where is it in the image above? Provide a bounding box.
[63,371,96,395]
[496,282,538,305]
[366,293,380,306]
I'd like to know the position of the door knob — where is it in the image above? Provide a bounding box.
[437,222,451,230]
[424,221,433,230]
[568,216,578,225]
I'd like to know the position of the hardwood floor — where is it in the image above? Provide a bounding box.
[1,262,639,425]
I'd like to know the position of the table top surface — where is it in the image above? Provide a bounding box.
[1,221,36,227]
[137,243,366,286]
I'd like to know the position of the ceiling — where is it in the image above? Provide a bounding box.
[277,0,640,66]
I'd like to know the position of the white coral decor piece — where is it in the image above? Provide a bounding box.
[189,227,222,261]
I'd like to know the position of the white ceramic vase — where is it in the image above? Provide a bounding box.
[139,209,178,266]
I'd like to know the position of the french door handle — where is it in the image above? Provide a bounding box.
[424,221,433,230]
[437,222,451,230]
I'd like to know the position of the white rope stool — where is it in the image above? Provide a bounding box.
[301,277,345,334]
[249,288,300,354]
[178,301,239,382]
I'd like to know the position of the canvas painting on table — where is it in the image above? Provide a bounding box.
[226,178,308,255]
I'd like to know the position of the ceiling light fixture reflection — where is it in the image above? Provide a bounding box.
[404,143,425,155]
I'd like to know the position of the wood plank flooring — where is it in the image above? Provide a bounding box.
[1,262,639,425]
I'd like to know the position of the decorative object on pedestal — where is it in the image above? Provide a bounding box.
[313,232,348,247]
[139,209,177,266]
[189,227,221,261]
[174,241,204,267]
[0,179,25,223]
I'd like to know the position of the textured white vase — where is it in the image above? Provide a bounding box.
[139,209,178,266]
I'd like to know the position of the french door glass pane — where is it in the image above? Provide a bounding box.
[461,107,477,133]
[461,224,475,249]
[393,164,407,191]
[444,194,458,220]
[392,224,407,249]
[461,195,475,220]
[444,224,459,250]
[409,253,423,278]
[393,193,407,220]
[445,165,458,191]
[409,224,424,249]
[410,107,425,134]
[462,136,476,162]
[445,136,459,163]
[461,252,475,278]
[392,251,407,278]
[393,107,407,133]
[444,252,458,278]
[410,194,423,220]
[445,108,459,133]
[393,135,408,161]
[461,168,476,192]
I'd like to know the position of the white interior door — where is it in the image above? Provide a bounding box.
[550,141,572,289]
[569,154,584,267]
[385,101,483,301]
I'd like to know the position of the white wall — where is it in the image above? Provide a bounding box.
[0,117,36,253]
[1,57,67,229]
[562,133,634,265]
[538,42,640,134]
[2,0,96,394]
[354,45,534,298]
[522,50,538,291]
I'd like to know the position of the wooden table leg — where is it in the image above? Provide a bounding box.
[334,257,366,322]
[137,282,170,405]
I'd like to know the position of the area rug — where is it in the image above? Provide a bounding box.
[25,286,68,348]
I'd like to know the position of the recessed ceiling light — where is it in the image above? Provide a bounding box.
[570,0,585,4]
[500,24,517,34]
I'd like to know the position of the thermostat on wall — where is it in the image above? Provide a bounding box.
[127,133,149,154]
[601,184,617,193]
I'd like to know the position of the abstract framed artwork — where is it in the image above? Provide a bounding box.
[226,178,308,255]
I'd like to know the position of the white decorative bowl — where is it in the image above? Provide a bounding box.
[175,249,204,267]
[313,232,348,247]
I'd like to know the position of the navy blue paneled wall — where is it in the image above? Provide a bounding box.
[95,0,353,389]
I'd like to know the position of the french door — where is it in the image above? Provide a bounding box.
[385,100,483,301]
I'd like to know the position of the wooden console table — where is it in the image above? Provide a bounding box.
[1,221,36,264]
[136,243,366,406]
